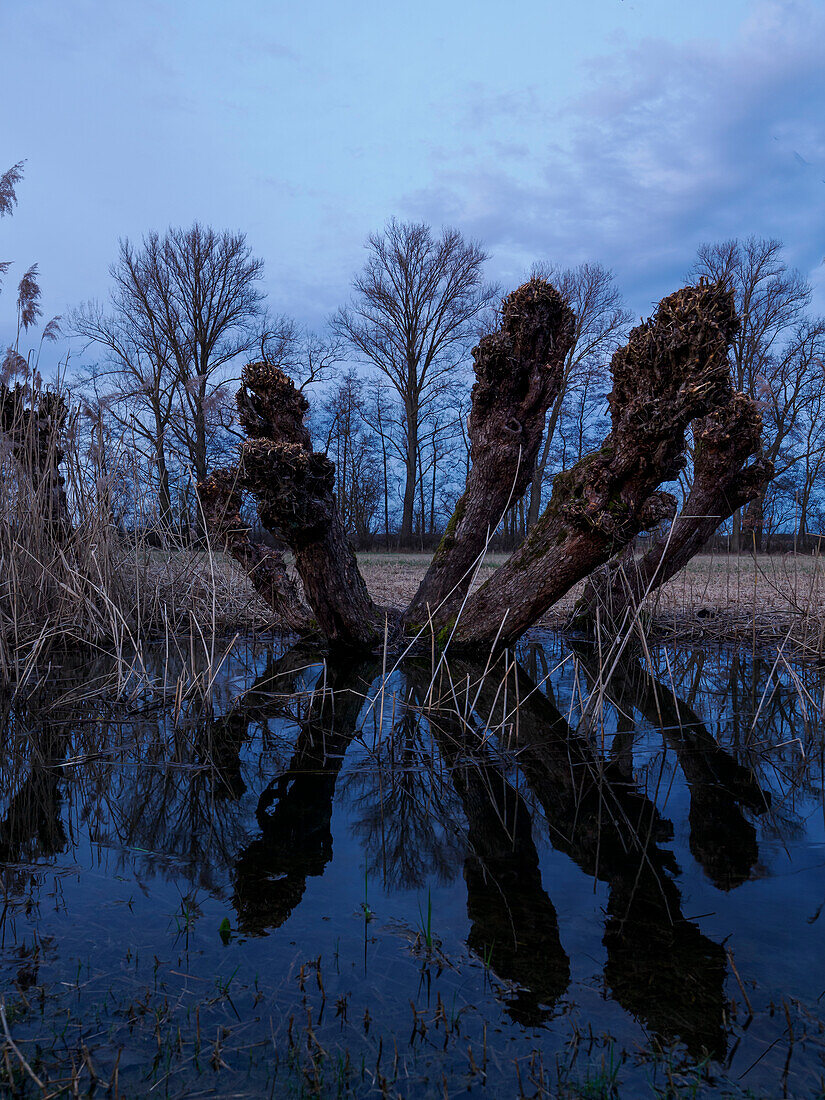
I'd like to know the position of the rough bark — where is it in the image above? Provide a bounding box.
[0,382,73,545]
[197,466,311,632]
[405,278,575,623]
[573,393,774,630]
[443,281,739,650]
[236,361,385,649]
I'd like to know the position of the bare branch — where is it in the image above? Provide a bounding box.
[333,218,498,542]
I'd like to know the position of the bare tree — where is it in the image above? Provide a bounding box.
[318,370,383,545]
[790,339,825,544]
[748,318,825,543]
[77,225,266,476]
[526,262,631,529]
[691,237,811,549]
[142,224,267,486]
[333,219,498,545]
[360,377,398,548]
[71,299,178,529]
[71,224,269,533]
[418,399,465,539]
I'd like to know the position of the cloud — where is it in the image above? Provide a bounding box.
[404,0,825,310]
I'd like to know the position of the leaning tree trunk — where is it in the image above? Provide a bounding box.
[234,361,385,649]
[197,466,311,632]
[572,392,774,631]
[405,278,574,624]
[440,280,740,650]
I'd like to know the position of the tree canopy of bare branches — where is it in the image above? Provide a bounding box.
[71,223,268,530]
[333,219,498,545]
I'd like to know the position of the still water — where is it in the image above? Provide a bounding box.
[1,633,824,1097]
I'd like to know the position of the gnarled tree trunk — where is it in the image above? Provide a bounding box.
[217,276,771,656]
[442,281,739,649]
[572,393,774,630]
[197,466,311,632]
[235,362,385,649]
[405,279,574,623]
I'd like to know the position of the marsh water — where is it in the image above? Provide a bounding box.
[2,632,825,1098]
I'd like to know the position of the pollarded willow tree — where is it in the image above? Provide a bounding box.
[200,276,772,653]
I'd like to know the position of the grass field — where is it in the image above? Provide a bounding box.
[356,549,825,650]
[7,544,825,675]
[144,547,825,649]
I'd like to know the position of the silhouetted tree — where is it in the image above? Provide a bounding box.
[333,219,498,545]
[72,224,268,512]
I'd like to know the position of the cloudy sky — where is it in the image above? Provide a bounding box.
[1,0,823,360]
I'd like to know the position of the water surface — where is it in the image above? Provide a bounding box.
[1,633,824,1097]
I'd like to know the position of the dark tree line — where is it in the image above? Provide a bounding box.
[61,220,824,554]
[5,157,825,559]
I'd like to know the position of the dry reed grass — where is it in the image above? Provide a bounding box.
[0,372,275,690]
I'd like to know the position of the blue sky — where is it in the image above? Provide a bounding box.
[1,0,823,361]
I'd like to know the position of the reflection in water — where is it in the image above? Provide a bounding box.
[408,665,570,1026]
[603,655,770,891]
[232,659,377,935]
[0,723,67,865]
[459,656,728,1057]
[344,676,465,890]
[0,636,821,1080]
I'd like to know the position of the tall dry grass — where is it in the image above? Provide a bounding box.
[0,372,274,692]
